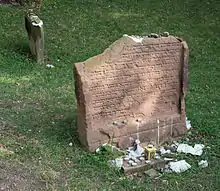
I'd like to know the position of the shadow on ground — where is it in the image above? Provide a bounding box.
[0,160,46,191]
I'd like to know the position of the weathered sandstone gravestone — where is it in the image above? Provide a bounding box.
[74,34,189,152]
[25,12,44,63]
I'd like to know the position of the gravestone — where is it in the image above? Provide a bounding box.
[74,34,189,152]
[25,12,44,63]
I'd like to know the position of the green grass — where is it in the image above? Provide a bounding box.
[0,0,220,190]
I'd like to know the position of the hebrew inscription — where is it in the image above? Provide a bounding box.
[87,42,182,121]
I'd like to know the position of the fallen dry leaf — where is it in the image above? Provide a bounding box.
[0,143,14,154]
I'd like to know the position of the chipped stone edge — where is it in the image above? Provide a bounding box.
[178,37,189,118]
[123,34,143,43]
[81,34,179,70]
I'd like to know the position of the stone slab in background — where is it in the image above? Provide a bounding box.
[74,34,189,152]
[25,12,44,63]
[0,0,21,4]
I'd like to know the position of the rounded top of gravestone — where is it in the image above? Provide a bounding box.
[26,12,43,27]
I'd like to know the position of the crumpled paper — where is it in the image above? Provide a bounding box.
[108,157,123,168]
[169,160,191,173]
[177,143,204,156]
[160,147,171,155]
[186,117,192,130]
[46,64,55,68]
[126,139,144,159]
[198,160,208,168]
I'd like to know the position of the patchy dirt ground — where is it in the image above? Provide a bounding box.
[0,160,46,191]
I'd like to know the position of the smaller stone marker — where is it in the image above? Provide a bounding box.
[25,12,44,63]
